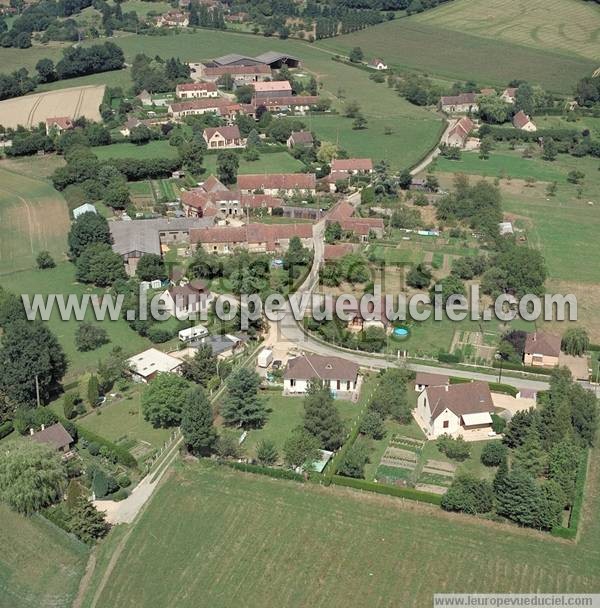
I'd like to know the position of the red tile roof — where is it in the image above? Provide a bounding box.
[512,110,534,129]
[524,332,561,357]
[203,125,242,141]
[46,116,73,130]
[176,81,217,93]
[190,222,312,247]
[253,80,292,92]
[426,382,494,421]
[237,173,316,191]
[415,372,450,387]
[324,243,354,260]
[169,98,230,114]
[29,423,73,451]
[284,354,359,382]
[203,65,271,77]
[448,116,474,142]
[440,93,478,106]
[331,158,373,172]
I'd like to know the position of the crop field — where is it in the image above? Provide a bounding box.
[0,263,151,379]
[0,165,70,275]
[0,85,105,129]
[316,20,596,94]
[0,503,88,608]
[413,0,600,61]
[81,455,600,608]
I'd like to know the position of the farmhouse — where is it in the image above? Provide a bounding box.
[287,131,313,148]
[120,117,142,137]
[202,125,245,149]
[283,354,361,399]
[109,217,212,275]
[128,348,183,383]
[252,80,292,98]
[342,296,393,333]
[446,116,475,148]
[29,423,74,456]
[523,331,561,367]
[414,372,450,392]
[167,98,233,119]
[237,173,316,196]
[512,110,537,132]
[415,381,495,439]
[330,158,374,176]
[159,280,212,318]
[156,10,189,27]
[190,222,313,254]
[196,64,272,84]
[326,200,384,240]
[45,116,73,135]
[368,58,387,70]
[175,82,219,99]
[501,87,518,104]
[439,93,479,114]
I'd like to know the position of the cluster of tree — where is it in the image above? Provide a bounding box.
[443,369,597,530]
[574,75,600,107]
[320,252,371,286]
[131,53,190,94]
[315,9,383,39]
[56,41,124,80]
[0,68,36,101]
[395,73,442,106]
[98,0,140,36]
[189,1,225,29]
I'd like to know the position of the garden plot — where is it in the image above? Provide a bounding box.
[418,459,456,492]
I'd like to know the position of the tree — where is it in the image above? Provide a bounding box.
[221,367,265,429]
[97,346,127,393]
[256,439,278,465]
[430,275,466,305]
[303,380,345,450]
[477,95,510,124]
[317,141,339,164]
[348,46,363,63]
[136,254,167,282]
[63,392,78,420]
[0,442,66,514]
[338,440,369,478]
[129,124,153,145]
[542,138,557,161]
[216,150,239,185]
[0,320,67,407]
[352,114,367,130]
[567,170,585,185]
[35,58,56,83]
[480,441,507,466]
[398,169,412,190]
[283,428,321,470]
[494,467,542,528]
[36,250,55,269]
[437,434,471,461]
[68,211,111,258]
[181,386,217,456]
[561,327,589,356]
[324,221,343,244]
[513,422,546,477]
[87,374,100,407]
[406,263,432,289]
[179,139,205,176]
[359,410,385,439]
[246,129,261,147]
[479,137,492,159]
[515,82,535,116]
[548,440,581,506]
[180,344,218,387]
[441,475,494,514]
[69,497,110,543]
[103,181,131,209]
[76,243,126,286]
[215,433,242,459]
[343,100,361,118]
[369,369,411,422]
[503,408,536,448]
[75,323,109,352]
[142,373,191,428]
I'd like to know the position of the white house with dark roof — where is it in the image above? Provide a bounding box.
[159,280,212,319]
[283,354,361,399]
[415,381,495,439]
[512,110,537,132]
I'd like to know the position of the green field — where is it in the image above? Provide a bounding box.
[308,112,443,170]
[413,0,600,61]
[316,19,596,94]
[80,456,600,608]
[0,164,70,275]
[92,140,179,161]
[0,263,151,379]
[120,0,171,16]
[0,504,88,608]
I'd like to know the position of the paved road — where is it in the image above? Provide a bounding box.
[409,120,454,176]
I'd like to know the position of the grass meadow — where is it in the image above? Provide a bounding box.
[413,0,600,61]
[0,504,88,608]
[0,164,70,275]
[80,452,600,608]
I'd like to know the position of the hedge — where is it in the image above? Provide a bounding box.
[588,343,600,352]
[492,360,555,376]
[222,460,305,482]
[331,475,443,505]
[449,376,519,396]
[551,449,589,540]
[0,420,13,440]
[438,352,461,363]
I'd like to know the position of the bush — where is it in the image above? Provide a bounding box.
[441,475,494,514]
[491,413,506,434]
[0,420,14,439]
[74,424,137,468]
[87,442,100,456]
[480,442,507,466]
[117,473,131,488]
[147,325,175,343]
[438,352,461,364]
[437,434,471,461]
[109,488,129,501]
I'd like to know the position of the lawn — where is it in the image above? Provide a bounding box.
[0,164,70,275]
[243,388,366,461]
[120,0,170,16]
[0,263,151,379]
[203,151,304,177]
[412,0,600,61]
[0,503,89,608]
[316,18,596,94]
[77,384,172,451]
[80,454,600,608]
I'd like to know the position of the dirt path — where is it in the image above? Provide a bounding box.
[72,553,96,608]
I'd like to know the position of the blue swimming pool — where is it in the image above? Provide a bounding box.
[393,327,409,338]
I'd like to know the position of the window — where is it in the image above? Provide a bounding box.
[443,420,449,429]
[290,379,296,387]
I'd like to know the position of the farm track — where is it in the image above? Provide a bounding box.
[25,95,43,128]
